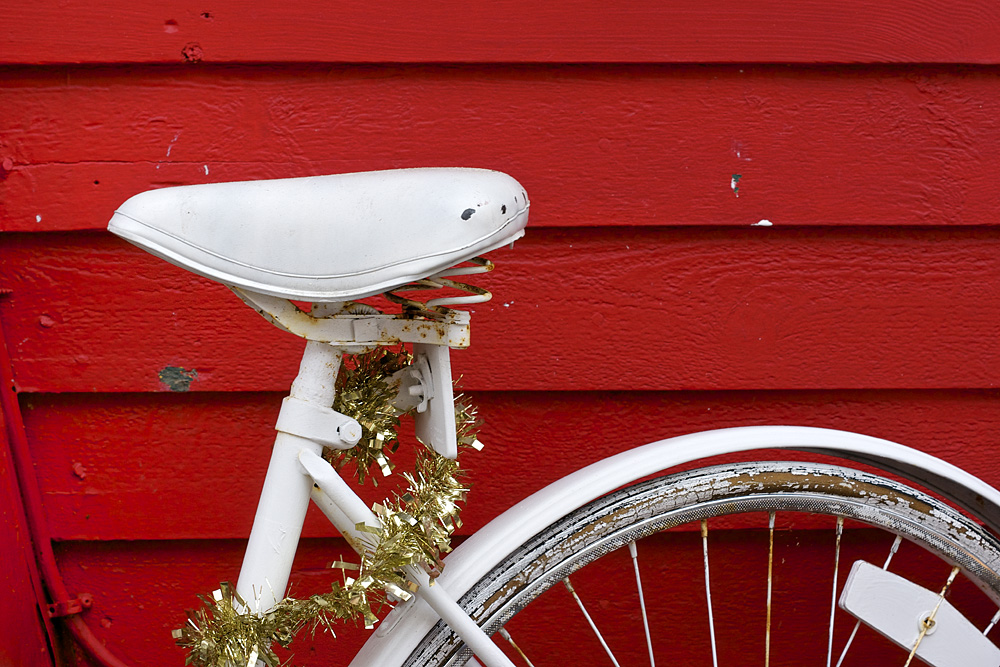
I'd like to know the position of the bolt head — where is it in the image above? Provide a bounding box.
[339,420,362,446]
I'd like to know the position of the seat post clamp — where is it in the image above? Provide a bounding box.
[275,397,362,450]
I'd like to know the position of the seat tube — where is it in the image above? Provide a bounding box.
[236,340,341,612]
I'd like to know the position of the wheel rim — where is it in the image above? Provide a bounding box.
[407,462,1000,667]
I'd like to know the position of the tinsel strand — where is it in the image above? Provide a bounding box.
[173,348,483,667]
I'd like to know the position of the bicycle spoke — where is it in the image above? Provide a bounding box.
[499,627,536,667]
[984,609,1000,636]
[701,519,719,667]
[827,517,844,667]
[836,535,902,667]
[765,511,776,667]
[627,541,656,667]
[563,577,622,667]
[903,565,961,667]
[418,462,1000,667]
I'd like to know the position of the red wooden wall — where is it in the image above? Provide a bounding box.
[3,2,1000,665]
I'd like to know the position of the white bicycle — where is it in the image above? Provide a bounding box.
[109,168,1000,667]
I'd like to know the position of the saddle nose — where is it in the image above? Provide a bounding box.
[109,168,529,301]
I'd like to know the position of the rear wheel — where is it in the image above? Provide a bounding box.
[405,462,1000,666]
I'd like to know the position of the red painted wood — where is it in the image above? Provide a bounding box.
[5,66,1000,232]
[54,538,373,667]
[24,389,1000,541]
[3,1,1000,65]
[0,413,53,667]
[2,228,999,394]
[4,9,1000,664]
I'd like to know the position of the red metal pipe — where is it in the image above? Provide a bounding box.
[0,298,133,667]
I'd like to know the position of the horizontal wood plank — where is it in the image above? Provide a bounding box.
[3,1,1000,65]
[27,389,1000,541]
[2,227,999,394]
[3,66,1000,231]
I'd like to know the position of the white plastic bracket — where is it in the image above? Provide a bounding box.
[411,343,457,459]
[275,396,363,450]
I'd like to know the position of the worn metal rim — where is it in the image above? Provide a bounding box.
[406,462,1000,666]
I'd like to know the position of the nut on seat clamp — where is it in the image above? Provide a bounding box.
[275,396,363,450]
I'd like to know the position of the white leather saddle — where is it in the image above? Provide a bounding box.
[108,168,529,301]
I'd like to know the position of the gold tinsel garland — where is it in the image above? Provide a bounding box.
[173,348,483,667]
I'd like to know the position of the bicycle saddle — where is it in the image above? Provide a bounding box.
[108,168,529,301]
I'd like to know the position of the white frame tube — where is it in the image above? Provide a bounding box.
[233,334,517,667]
[300,449,516,667]
[235,341,341,612]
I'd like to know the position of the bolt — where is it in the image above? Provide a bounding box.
[338,420,362,446]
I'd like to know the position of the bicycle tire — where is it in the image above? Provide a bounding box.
[404,461,1000,666]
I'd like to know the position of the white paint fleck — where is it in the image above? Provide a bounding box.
[752,219,773,227]
[35,214,41,223]
[166,132,180,157]
[204,164,209,175]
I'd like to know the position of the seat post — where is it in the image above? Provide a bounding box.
[235,340,341,612]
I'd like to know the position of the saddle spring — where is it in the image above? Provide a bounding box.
[384,256,494,319]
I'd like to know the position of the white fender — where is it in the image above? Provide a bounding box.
[350,425,1000,666]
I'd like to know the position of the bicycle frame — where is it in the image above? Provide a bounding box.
[235,340,519,667]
